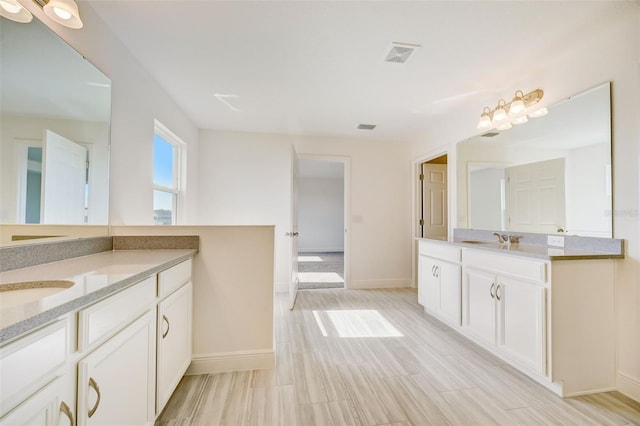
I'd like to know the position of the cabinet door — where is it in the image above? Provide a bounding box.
[497,277,546,374]
[418,256,439,312]
[157,282,193,414]
[77,311,156,426]
[462,268,496,346]
[0,375,74,426]
[438,261,461,326]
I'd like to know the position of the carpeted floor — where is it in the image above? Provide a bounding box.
[297,252,344,289]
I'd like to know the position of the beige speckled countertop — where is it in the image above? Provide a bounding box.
[0,249,196,344]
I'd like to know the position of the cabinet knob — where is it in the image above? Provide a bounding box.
[59,401,74,426]
[88,377,102,418]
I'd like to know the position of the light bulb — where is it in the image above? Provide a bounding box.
[492,100,508,123]
[529,107,548,118]
[477,107,492,129]
[496,121,512,131]
[53,6,71,19]
[0,0,20,13]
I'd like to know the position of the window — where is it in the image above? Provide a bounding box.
[153,120,184,224]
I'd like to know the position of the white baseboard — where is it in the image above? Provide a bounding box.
[618,371,640,403]
[348,279,412,289]
[186,349,275,375]
[275,281,289,293]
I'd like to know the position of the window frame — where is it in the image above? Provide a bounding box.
[153,120,185,225]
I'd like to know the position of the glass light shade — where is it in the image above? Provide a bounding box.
[529,107,548,118]
[509,90,526,115]
[477,107,492,129]
[0,0,32,23]
[43,0,83,29]
[512,115,528,125]
[492,105,507,123]
[496,121,512,131]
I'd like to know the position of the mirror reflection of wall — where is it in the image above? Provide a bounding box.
[458,82,612,238]
[0,15,111,225]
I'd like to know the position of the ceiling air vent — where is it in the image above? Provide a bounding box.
[384,42,420,64]
[357,124,376,130]
[481,132,500,137]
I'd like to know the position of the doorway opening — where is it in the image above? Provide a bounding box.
[296,157,348,290]
[418,154,448,240]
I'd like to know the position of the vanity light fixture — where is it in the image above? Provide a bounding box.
[0,0,32,23]
[477,88,545,130]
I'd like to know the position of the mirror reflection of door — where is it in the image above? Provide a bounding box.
[420,155,448,239]
[24,147,43,223]
[41,129,88,224]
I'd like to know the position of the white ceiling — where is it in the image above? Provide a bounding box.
[85,0,621,141]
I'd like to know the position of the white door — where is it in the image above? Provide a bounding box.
[289,147,299,310]
[422,163,448,239]
[42,130,87,224]
[463,268,496,347]
[506,158,565,233]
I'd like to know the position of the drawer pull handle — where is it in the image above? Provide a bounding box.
[60,401,74,426]
[431,265,436,276]
[88,377,101,418]
[162,315,170,339]
[496,284,502,301]
[490,283,496,299]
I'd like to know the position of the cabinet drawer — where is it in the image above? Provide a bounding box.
[463,250,547,283]
[78,276,156,352]
[0,319,69,418]
[158,259,192,298]
[418,240,461,263]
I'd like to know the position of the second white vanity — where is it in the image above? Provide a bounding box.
[418,236,622,398]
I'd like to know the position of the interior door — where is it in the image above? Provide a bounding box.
[41,129,87,224]
[421,163,448,239]
[289,147,299,310]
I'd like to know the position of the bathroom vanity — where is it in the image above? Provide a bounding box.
[418,233,623,398]
[0,238,196,425]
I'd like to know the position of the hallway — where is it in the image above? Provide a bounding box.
[298,252,345,290]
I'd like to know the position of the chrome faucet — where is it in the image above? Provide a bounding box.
[493,232,507,244]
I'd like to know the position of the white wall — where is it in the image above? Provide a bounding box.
[0,115,109,224]
[298,177,344,253]
[196,130,293,291]
[17,1,200,226]
[409,3,640,401]
[294,135,412,289]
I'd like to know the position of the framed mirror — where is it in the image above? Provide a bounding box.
[0,15,111,226]
[457,82,612,238]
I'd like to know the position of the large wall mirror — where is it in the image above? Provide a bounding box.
[457,82,611,238]
[0,15,111,226]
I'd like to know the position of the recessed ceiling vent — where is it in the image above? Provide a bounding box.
[357,124,376,130]
[384,42,420,64]
[481,132,500,137]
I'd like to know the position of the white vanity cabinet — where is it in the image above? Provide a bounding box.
[0,375,74,426]
[417,240,461,326]
[77,311,156,426]
[156,260,193,415]
[462,252,547,375]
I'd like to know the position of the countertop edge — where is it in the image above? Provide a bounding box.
[0,250,197,346]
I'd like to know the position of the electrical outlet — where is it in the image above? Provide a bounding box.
[547,235,565,247]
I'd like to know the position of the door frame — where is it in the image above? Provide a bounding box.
[296,154,351,289]
[411,147,450,288]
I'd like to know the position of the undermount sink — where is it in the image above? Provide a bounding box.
[0,280,75,309]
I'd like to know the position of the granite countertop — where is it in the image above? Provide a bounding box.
[418,238,623,260]
[0,249,196,344]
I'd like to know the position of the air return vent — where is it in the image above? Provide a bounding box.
[357,124,376,130]
[481,132,500,137]
[385,42,420,63]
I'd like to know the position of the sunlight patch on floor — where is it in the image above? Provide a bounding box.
[298,255,323,262]
[298,272,344,283]
[312,309,403,338]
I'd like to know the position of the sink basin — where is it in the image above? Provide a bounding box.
[0,280,75,309]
